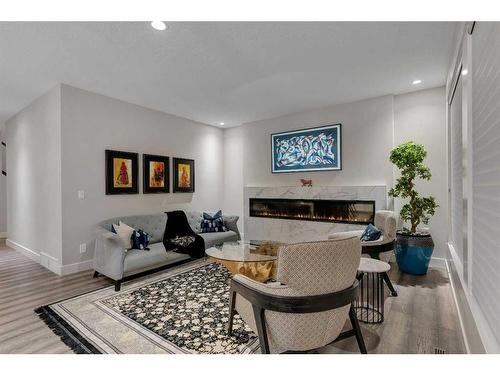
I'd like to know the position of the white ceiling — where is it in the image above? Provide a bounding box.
[0,22,456,127]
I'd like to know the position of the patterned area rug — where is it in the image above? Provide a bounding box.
[35,260,260,354]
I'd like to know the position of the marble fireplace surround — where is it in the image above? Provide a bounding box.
[243,186,387,243]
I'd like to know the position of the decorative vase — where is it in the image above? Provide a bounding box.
[395,232,434,275]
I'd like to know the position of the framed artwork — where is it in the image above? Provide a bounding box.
[173,158,195,193]
[271,123,342,173]
[105,150,139,195]
[143,154,170,193]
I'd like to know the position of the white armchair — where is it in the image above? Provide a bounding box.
[328,210,398,296]
[227,237,366,354]
[329,210,396,261]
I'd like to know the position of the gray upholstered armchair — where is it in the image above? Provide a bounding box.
[329,210,397,263]
[328,210,398,296]
[227,237,366,354]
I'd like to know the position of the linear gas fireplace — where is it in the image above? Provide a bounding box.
[249,198,375,225]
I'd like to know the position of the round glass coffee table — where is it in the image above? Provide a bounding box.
[205,241,281,282]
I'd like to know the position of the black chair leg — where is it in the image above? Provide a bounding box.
[253,306,270,354]
[382,272,398,297]
[349,305,367,354]
[115,280,121,292]
[93,271,99,278]
[227,290,236,335]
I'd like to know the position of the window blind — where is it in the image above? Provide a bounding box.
[471,22,500,342]
[450,76,464,265]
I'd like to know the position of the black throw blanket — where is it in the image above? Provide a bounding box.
[163,210,205,259]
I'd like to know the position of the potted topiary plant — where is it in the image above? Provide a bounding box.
[388,141,438,275]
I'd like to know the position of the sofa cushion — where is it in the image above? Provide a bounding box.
[114,221,135,249]
[185,211,203,233]
[99,211,240,243]
[131,229,151,250]
[201,210,227,233]
[99,214,167,244]
[200,230,238,249]
[222,215,240,239]
[123,242,190,276]
[360,224,382,241]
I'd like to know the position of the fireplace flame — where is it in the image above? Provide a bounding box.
[253,211,365,223]
[249,198,375,225]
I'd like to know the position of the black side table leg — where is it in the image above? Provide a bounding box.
[382,272,398,297]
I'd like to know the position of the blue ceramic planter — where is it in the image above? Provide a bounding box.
[395,232,434,275]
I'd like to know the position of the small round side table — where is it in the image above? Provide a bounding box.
[354,258,391,324]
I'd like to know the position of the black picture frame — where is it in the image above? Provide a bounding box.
[173,157,195,193]
[270,123,342,173]
[143,154,170,194]
[105,150,139,195]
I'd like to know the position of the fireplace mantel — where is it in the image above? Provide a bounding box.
[243,185,387,243]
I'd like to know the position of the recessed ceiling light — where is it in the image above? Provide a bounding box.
[219,122,225,126]
[151,21,167,31]
[462,69,468,76]
[412,79,422,85]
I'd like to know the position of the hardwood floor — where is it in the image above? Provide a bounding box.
[0,240,111,354]
[322,263,466,354]
[0,239,465,354]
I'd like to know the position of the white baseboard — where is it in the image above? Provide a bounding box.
[60,259,94,276]
[445,257,472,353]
[40,251,62,275]
[447,242,500,353]
[6,238,40,263]
[429,256,447,269]
[0,232,7,239]
[6,238,94,276]
[465,287,500,353]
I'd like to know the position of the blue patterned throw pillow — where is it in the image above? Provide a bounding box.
[201,210,227,233]
[360,224,382,242]
[131,229,151,250]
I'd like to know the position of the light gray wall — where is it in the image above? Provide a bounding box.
[243,95,395,188]
[223,126,245,223]
[393,87,448,258]
[60,85,225,265]
[224,88,448,257]
[5,85,63,260]
[224,95,396,221]
[0,123,7,235]
[5,82,447,269]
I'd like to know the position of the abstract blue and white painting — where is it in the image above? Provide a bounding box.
[271,124,342,173]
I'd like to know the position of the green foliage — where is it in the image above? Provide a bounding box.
[388,141,438,233]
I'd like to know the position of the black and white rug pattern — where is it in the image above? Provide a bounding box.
[35,260,260,354]
[102,263,256,354]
